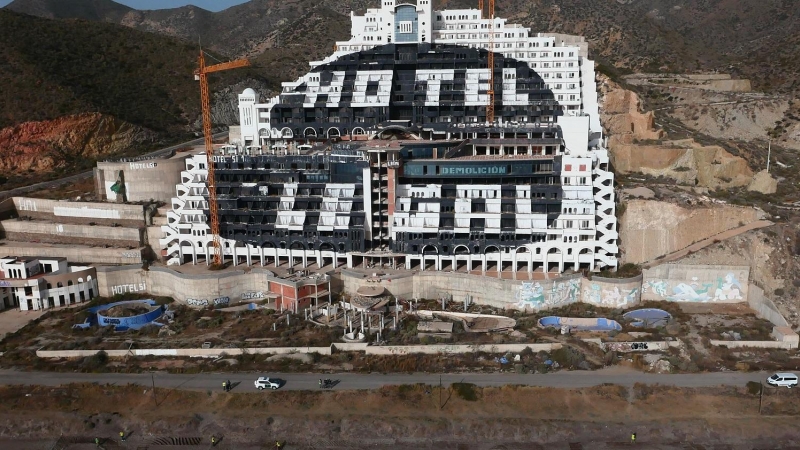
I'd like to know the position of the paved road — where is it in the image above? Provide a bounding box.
[0,131,227,201]
[0,367,769,391]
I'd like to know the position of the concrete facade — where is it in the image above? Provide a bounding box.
[95,156,187,203]
[642,264,749,303]
[0,257,98,311]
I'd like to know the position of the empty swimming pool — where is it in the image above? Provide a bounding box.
[538,316,622,331]
[623,308,672,328]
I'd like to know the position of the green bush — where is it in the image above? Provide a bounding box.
[746,381,762,395]
[451,382,479,401]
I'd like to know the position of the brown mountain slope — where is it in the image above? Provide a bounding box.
[5,0,132,21]
[6,0,798,93]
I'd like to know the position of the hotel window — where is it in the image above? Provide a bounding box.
[399,21,413,33]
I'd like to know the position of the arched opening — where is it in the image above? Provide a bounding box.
[515,246,531,274]
[352,127,366,136]
[280,127,294,138]
[421,244,438,254]
[304,127,318,137]
[327,127,341,138]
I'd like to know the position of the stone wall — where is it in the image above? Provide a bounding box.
[642,264,749,303]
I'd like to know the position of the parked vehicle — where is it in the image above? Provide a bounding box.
[319,378,335,389]
[254,377,280,390]
[767,372,798,388]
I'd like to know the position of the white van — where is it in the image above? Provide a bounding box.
[767,372,798,388]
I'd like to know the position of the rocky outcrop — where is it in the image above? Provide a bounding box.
[599,77,756,189]
[0,113,155,173]
[600,84,665,148]
[747,170,779,194]
[620,199,766,264]
[612,140,754,189]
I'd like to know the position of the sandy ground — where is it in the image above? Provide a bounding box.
[0,382,799,449]
[0,308,45,340]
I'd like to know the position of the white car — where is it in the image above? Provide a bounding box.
[254,377,280,390]
[767,372,798,388]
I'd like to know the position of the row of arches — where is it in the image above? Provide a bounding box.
[418,244,595,256]
[261,126,369,139]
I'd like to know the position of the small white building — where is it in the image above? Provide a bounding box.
[0,257,98,311]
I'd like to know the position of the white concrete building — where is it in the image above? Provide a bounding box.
[163,0,618,274]
[0,257,98,310]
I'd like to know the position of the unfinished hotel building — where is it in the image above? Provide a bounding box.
[161,0,618,275]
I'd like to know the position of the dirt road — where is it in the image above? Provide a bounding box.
[0,367,770,391]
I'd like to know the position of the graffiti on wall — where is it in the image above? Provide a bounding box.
[242,291,264,300]
[187,298,208,306]
[582,283,639,308]
[186,297,230,307]
[644,272,745,302]
[111,282,146,295]
[603,342,659,352]
[516,278,581,309]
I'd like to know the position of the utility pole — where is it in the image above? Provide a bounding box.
[766,140,771,173]
[151,374,157,407]
[439,375,443,410]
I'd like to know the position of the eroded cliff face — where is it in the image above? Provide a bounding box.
[598,77,766,190]
[619,199,766,265]
[0,113,156,173]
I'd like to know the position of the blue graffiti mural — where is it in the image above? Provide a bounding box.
[516,278,581,309]
[648,272,745,302]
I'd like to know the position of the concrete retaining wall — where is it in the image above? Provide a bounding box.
[363,343,559,355]
[709,340,796,350]
[35,342,558,359]
[748,285,789,327]
[581,275,642,308]
[0,243,143,265]
[600,341,678,352]
[642,264,749,303]
[96,265,272,305]
[12,197,146,226]
[0,220,142,247]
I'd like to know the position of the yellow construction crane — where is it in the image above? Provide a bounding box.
[485,0,495,124]
[195,50,250,266]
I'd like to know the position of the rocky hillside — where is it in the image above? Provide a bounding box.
[0,113,155,176]
[6,0,799,93]
[0,9,269,187]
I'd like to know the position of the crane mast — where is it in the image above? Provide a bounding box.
[195,51,250,266]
